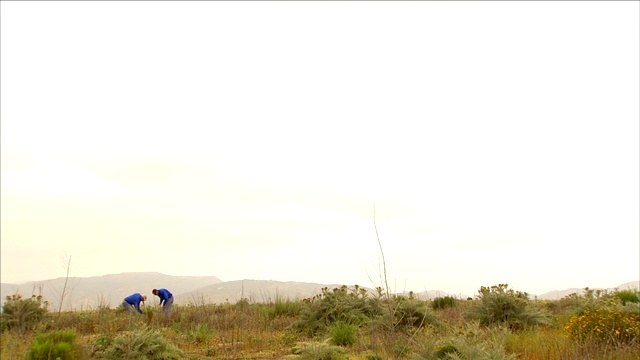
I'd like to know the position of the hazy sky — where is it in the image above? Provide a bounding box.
[1,1,638,297]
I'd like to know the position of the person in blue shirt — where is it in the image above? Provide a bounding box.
[122,293,147,314]
[152,288,174,315]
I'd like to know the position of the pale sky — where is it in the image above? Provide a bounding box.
[1,1,638,297]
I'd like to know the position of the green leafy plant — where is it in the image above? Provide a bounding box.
[90,335,113,358]
[615,290,640,305]
[431,296,457,310]
[96,328,184,360]
[413,322,516,360]
[1,294,49,333]
[470,284,549,330]
[294,285,383,335]
[328,321,358,346]
[187,323,212,344]
[27,329,78,360]
[269,296,303,318]
[415,338,516,360]
[291,340,347,360]
[391,295,439,329]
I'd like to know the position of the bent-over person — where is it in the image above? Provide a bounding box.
[152,288,174,315]
[122,293,147,314]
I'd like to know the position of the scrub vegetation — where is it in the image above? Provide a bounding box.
[1,284,639,360]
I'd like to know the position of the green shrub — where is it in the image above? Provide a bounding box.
[391,295,439,329]
[1,294,49,333]
[412,323,516,360]
[552,287,638,325]
[470,284,549,330]
[90,335,113,357]
[291,340,347,360]
[414,338,516,360]
[564,305,640,345]
[431,296,456,310]
[187,323,212,344]
[328,321,358,346]
[269,296,303,318]
[393,339,411,359]
[96,328,184,360]
[615,290,640,305]
[27,329,78,360]
[551,288,614,321]
[235,297,251,309]
[433,343,460,358]
[294,285,384,335]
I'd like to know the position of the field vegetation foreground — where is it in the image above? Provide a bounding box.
[1,283,639,360]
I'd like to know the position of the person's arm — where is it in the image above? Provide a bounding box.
[135,301,143,313]
[159,289,168,305]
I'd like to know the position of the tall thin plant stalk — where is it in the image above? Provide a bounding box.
[373,205,391,302]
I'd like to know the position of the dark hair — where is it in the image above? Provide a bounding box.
[152,289,158,293]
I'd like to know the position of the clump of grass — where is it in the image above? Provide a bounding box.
[327,321,358,346]
[186,323,212,344]
[269,296,303,318]
[505,327,572,360]
[615,289,640,305]
[95,328,184,360]
[391,295,439,329]
[431,296,457,310]
[413,322,516,360]
[291,340,347,360]
[27,329,79,360]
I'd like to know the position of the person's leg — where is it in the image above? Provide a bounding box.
[163,296,174,315]
[123,301,136,314]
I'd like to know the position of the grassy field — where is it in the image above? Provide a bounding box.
[1,284,639,359]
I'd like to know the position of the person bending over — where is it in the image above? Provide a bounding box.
[152,288,174,315]
[123,293,146,314]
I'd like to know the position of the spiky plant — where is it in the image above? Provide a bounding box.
[97,328,183,360]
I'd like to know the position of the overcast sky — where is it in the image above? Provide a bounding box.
[1,1,638,297]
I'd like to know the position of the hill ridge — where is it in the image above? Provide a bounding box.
[2,273,637,309]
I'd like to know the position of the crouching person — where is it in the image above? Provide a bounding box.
[152,288,174,315]
[122,293,147,314]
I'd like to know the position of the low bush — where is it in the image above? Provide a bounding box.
[294,285,383,335]
[470,284,550,330]
[291,340,347,360]
[186,323,212,344]
[431,296,456,310]
[413,322,516,360]
[95,328,184,360]
[414,338,516,360]
[391,295,439,329]
[564,305,640,345]
[27,329,78,360]
[1,294,49,333]
[269,296,304,318]
[328,321,358,346]
[615,290,640,305]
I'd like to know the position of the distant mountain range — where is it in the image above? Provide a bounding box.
[532,281,639,300]
[1,273,637,310]
[0,272,222,310]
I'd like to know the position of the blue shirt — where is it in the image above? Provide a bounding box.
[156,288,173,305]
[124,293,145,313]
